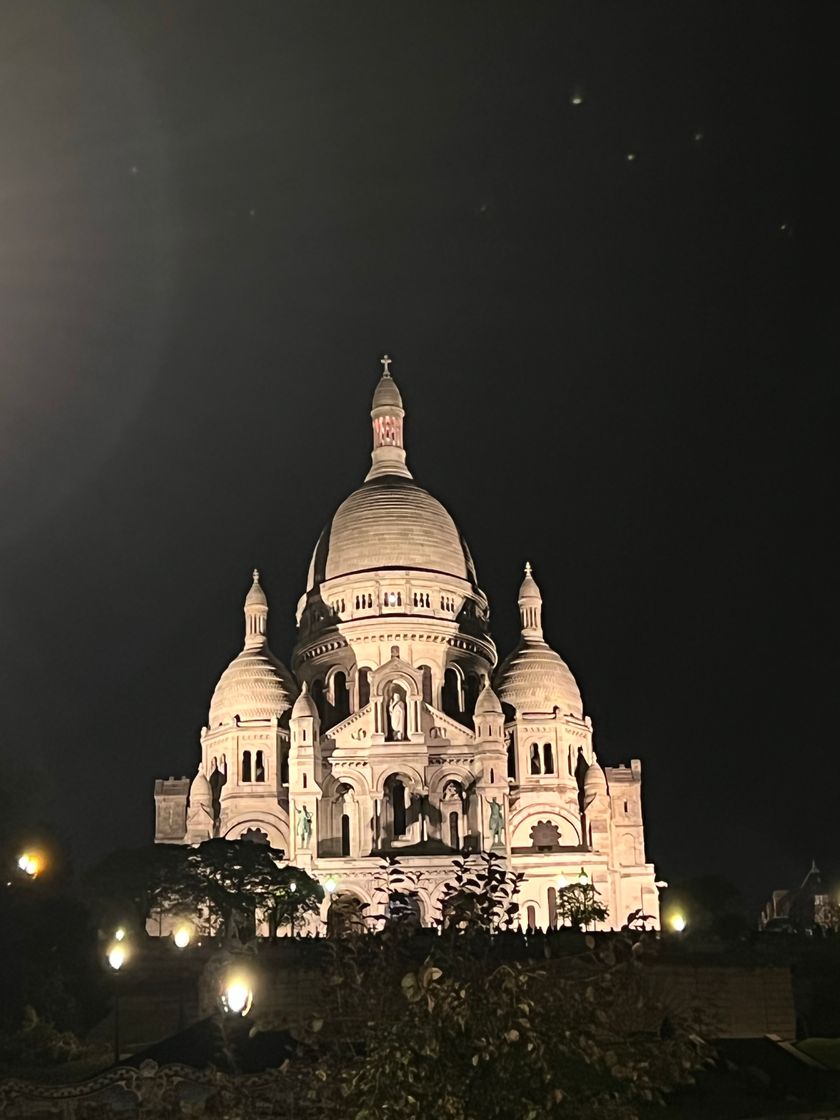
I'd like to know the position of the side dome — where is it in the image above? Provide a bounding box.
[495,563,584,718]
[209,646,296,727]
[208,571,297,727]
[320,477,471,582]
[496,644,583,718]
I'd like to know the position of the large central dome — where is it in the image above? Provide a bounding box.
[305,358,477,591]
[322,477,470,581]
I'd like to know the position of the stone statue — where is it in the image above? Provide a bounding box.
[295,805,312,848]
[388,690,407,741]
[488,798,504,847]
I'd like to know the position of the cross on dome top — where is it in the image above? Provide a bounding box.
[381,354,392,377]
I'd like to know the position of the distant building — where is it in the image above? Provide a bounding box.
[761,860,832,931]
[153,359,660,931]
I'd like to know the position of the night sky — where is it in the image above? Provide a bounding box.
[0,3,832,908]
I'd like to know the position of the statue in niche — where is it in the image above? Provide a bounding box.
[488,798,504,846]
[295,805,312,849]
[442,781,463,802]
[388,688,407,741]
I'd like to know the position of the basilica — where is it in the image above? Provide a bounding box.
[153,358,660,931]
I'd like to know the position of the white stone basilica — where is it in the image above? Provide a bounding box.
[153,359,660,931]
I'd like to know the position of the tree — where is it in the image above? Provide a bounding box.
[268,864,323,937]
[279,854,710,1120]
[86,841,322,940]
[554,876,609,931]
[85,844,189,932]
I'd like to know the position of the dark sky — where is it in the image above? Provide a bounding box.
[0,2,832,908]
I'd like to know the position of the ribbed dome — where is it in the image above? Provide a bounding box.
[495,642,583,718]
[189,768,213,805]
[320,478,471,582]
[209,646,297,727]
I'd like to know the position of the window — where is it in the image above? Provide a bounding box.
[341,814,350,857]
[543,743,554,774]
[442,667,461,717]
[392,779,407,837]
[547,886,557,929]
[526,905,537,931]
[530,743,541,775]
[332,671,349,721]
[449,810,460,850]
[241,751,252,782]
[255,750,266,782]
[419,665,433,704]
[507,739,516,779]
[358,668,371,708]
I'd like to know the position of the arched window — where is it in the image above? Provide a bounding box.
[241,750,252,782]
[255,750,266,782]
[449,811,460,850]
[392,779,407,838]
[332,671,350,722]
[341,814,350,857]
[507,738,516,779]
[281,750,289,786]
[442,667,461,718]
[419,665,433,704]
[526,905,537,932]
[547,886,558,929]
[543,743,554,775]
[357,668,371,709]
[530,743,541,775]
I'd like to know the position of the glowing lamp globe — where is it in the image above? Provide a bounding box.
[173,926,191,949]
[108,945,127,971]
[221,978,253,1016]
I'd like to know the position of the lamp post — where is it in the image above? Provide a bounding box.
[107,942,127,1065]
[173,926,192,1029]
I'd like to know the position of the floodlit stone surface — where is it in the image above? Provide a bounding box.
[153,358,660,931]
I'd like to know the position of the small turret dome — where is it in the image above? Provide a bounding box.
[208,572,297,727]
[291,680,319,721]
[583,760,608,796]
[495,563,583,718]
[244,568,268,609]
[474,677,503,716]
[189,767,213,806]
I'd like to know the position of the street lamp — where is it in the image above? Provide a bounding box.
[17,852,41,878]
[220,975,253,1017]
[114,927,126,942]
[578,868,590,886]
[669,912,687,933]
[557,873,568,889]
[324,875,337,896]
[107,941,128,1064]
[173,925,192,950]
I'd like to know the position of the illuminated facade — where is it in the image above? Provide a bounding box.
[153,359,660,931]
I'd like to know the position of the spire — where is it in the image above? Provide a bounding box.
[244,569,268,648]
[518,561,543,641]
[365,354,412,481]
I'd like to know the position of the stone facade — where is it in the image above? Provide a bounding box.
[154,358,660,931]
